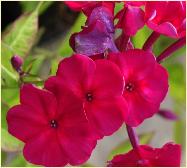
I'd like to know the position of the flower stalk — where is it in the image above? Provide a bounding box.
[143,31,160,51]
[126,124,139,149]
[156,37,186,63]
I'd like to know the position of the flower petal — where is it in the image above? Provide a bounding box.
[45,76,88,127]
[109,49,156,81]
[108,143,181,167]
[87,6,114,33]
[7,105,48,143]
[146,21,178,38]
[91,59,124,99]
[71,20,117,56]
[145,1,186,38]
[23,130,68,167]
[64,1,89,11]
[56,55,96,97]
[58,124,97,165]
[85,97,126,137]
[154,143,181,166]
[139,64,168,104]
[65,1,114,16]
[126,1,146,7]
[20,84,57,119]
[123,91,159,126]
[116,5,145,36]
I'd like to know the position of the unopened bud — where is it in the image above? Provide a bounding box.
[158,110,179,121]
[11,55,23,73]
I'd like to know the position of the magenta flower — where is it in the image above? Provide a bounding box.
[45,54,127,138]
[126,1,146,7]
[65,1,114,16]
[7,84,97,166]
[108,143,181,167]
[145,1,186,38]
[115,3,145,36]
[70,6,117,56]
[109,49,168,126]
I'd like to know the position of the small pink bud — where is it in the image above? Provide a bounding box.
[11,55,23,72]
[158,110,179,121]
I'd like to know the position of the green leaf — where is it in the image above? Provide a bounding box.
[1,87,19,128]
[1,42,15,73]
[114,2,124,15]
[131,26,152,49]
[108,132,154,160]
[1,65,19,87]
[20,1,53,14]
[2,4,40,74]
[1,128,23,152]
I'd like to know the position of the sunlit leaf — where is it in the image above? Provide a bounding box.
[131,25,151,49]
[1,65,19,87]
[2,2,41,74]
[114,2,124,15]
[20,1,53,14]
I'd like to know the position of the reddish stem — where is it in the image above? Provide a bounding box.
[143,31,160,51]
[156,37,186,63]
[115,32,130,51]
[121,34,130,51]
[126,124,139,149]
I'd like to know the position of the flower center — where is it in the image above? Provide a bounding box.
[50,120,58,129]
[125,82,135,92]
[86,92,93,102]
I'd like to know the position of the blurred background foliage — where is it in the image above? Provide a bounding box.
[1,1,186,166]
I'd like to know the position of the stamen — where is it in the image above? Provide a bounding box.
[125,83,135,92]
[86,93,93,102]
[50,120,58,128]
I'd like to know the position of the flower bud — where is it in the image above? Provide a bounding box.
[11,55,23,72]
[158,110,179,121]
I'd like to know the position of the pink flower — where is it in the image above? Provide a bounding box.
[115,3,145,36]
[145,1,186,38]
[126,1,146,7]
[7,84,97,166]
[109,49,168,126]
[108,143,181,167]
[65,1,114,16]
[45,54,127,138]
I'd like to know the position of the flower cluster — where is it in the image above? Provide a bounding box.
[7,1,185,167]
